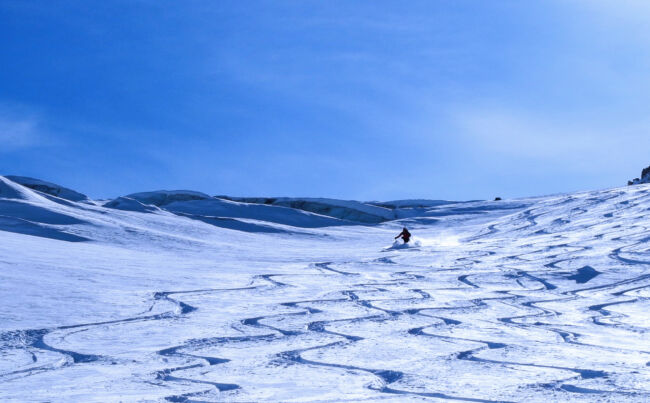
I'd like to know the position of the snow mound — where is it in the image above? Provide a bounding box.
[0,176,33,200]
[173,214,300,234]
[126,190,211,207]
[370,199,454,209]
[164,198,347,228]
[222,197,394,223]
[274,198,395,223]
[0,177,90,241]
[103,197,161,213]
[1,176,64,205]
[5,175,88,202]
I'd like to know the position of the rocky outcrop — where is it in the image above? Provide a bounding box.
[627,165,650,185]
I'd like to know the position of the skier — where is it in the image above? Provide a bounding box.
[395,227,411,244]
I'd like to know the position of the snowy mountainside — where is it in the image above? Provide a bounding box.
[160,197,350,229]
[221,196,399,223]
[103,196,163,213]
[5,175,89,202]
[1,175,650,401]
[126,189,212,206]
[369,199,455,209]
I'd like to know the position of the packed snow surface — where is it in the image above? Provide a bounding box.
[1,175,650,402]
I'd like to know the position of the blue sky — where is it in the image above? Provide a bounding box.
[1,1,649,200]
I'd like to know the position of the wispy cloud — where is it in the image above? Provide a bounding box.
[451,105,650,173]
[0,108,42,151]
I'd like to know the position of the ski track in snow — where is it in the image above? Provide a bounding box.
[1,182,650,401]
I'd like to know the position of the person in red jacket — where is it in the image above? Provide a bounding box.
[395,227,411,244]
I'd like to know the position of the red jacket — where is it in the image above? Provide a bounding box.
[396,229,411,242]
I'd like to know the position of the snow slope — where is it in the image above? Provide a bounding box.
[222,196,397,223]
[5,175,89,202]
[163,197,349,228]
[103,196,162,213]
[1,175,650,402]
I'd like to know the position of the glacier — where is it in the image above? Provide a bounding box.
[1,175,649,402]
